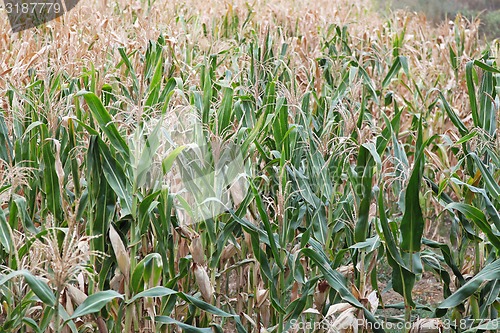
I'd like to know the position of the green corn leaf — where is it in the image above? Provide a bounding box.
[87,136,115,254]
[98,139,132,214]
[437,259,500,316]
[57,304,79,333]
[377,189,409,270]
[78,90,130,160]
[251,184,283,269]
[131,253,163,293]
[400,119,425,255]
[387,253,416,308]
[127,286,177,304]
[155,316,213,333]
[11,196,37,234]
[352,60,378,102]
[302,247,386,332]
[465,61,479,126]
[477,60,496,135]
[181,293,237,318]
[354,144,375,243]
[218,87,234,134]
[470,153,500,201]
[450,177,500,230]
[117,47,140,98]
[42,137,63,222]
[23,273,56,307]
[0,270,55,307]
[0,110,13,163]
[39,306,55,331]
[422,238,464,286]
[284,277,320,324]
[332,69,351,106]
[445,202,500,250]
[449,45,458,72]
[0,208,12,253]
[473,59,500,73]
[138,190,161,236]
[377,187,416,307]
[455,130,478,145]
[144,51,164,109]
[134,121,163,190]
[67,118,81,197]
[382,56,402,88]
[22,317,42,333]
[201,62,213,125]
[68,290,123,321]
[162,146,186,174]
[160,77,180,114]
[438,91,468,137]
[179,293,247,332]
[301,247,362,306]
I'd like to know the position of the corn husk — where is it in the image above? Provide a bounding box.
[192,263,214,302]
[410,318,444,333]
[314,280,330,310]
[66,284,87,306]
[330,307,359,333]
[366,290,379,313]
[325,303,353,318]
[189,235,206,265]
[220,243,238,262]
[256,288,269,308]
[109,224,130,280]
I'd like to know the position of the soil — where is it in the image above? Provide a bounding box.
[380,271,445,310]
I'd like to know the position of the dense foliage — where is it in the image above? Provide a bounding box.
[0,0,499,332]
[379,0,500,38]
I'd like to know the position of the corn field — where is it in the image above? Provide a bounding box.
[0,0,499,332]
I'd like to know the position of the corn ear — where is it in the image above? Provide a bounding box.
[192,263,214,302]
[189,235,206,266]
[109,224,130,280]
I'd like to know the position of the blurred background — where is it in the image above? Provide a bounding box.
[378,0,500,38]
